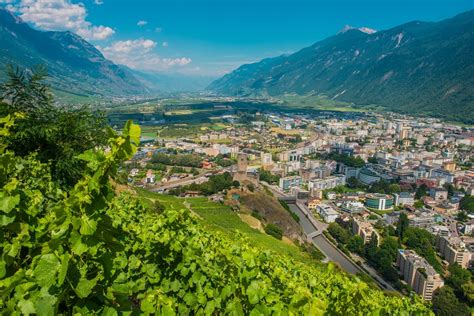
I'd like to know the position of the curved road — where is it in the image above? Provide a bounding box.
[288,203,362,275]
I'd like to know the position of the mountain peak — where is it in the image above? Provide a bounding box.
[339,25,377,34]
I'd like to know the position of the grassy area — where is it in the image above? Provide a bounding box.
[277,94,366,112]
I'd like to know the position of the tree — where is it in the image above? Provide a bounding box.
[459,195,474,213]
[456,211,469,223]
[446,263,472,298]
[396,213,409,240]
[443,183,455,198]
[347,176,364,189]
[432,287,470,316]
[0,64,52,113]
[0,66,107,187]
[415,184,428,199]
[388,184,401,194]
[264,224,283,240]
[365,233,379,264]
[328,223,350,244]
[347,235,364,254]
[414,200,424,209]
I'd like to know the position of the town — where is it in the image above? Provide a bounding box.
[123,106,474,307]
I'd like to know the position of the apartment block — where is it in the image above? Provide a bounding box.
[436,236,472,269]
[308,175,345,191]
[352,219,378,244]
[396,250,444,301]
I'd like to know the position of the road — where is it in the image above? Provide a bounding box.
[288,203,362,275]
[288,202,398,291]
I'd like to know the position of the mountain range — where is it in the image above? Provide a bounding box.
[208,10,474,123]
[0,8,149,97]
[0,9,214,98]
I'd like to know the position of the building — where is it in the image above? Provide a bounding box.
[340,201,366,214]
[396,250,444,301]
[308,175,346,191]
[431,169,455,184]
[409,213,436,228]
[145,170,155,184]
[233,153,248,182]
[261,153,273,169]
[383,211,402,226]
[429,188,448,201]
[393,192,415,206]
[365,193,394,211]
[316,204,339,223]
[436,236,472,269]
[358,167,382,185]
[308,199,321,210]
[463,219,474,236]
[352,219,378,244]
[279,176,302,191]
[429,225,450,237]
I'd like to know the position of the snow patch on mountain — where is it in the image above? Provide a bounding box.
[339,25,377,34]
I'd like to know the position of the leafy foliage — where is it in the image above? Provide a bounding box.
[264,224,284,240]
[0,116,432,314]
[432,287,471,316]
[459,195,474,214]
[0,66,107,187]
[169,172,235,196]
[151,152,203,168]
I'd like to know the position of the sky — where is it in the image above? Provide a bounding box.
[1,0,472,76]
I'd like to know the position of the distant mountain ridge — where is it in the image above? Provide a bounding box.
[0,8,148,97]
[208,10,474,123]
[124,66,216,93]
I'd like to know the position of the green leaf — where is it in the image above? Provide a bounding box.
[18,299,36,315]
[34,254,60,288]
[80,214,97,236]
[75,276,98,298]
[34,292,57,316]
[57,253,70,286]
[246,281,261,305]
[0,214,15,226]
[0,193,20,213]
[101,306,118,316]
[70,233,88,255]
[0,260,6,278]
[128,122,141,146]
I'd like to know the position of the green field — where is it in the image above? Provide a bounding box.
[277,94,367,112]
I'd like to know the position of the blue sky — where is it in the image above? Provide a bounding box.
[2,0,472,76]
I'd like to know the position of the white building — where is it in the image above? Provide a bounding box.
[316,204,339,223]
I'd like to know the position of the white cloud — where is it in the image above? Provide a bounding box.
[9,0,114,40]
[137,20,147,27]
[101,39,191,71]
[162,41,168,47]
[93,0,103,5]
[154,27,162,33]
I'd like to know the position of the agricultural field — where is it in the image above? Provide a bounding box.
[276,94,367,112]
